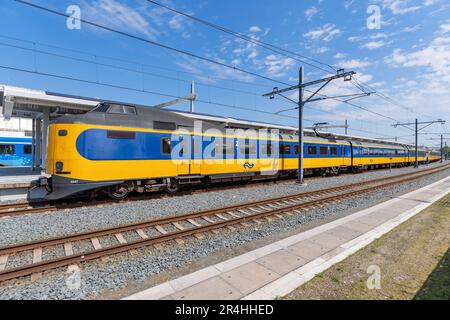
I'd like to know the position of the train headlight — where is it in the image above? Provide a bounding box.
[56,162,64,173]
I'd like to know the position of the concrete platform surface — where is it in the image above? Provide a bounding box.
[124,176,450,300]
[0,167,47,201]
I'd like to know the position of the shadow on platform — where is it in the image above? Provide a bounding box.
[0,167,42,177]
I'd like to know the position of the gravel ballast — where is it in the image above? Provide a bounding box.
[0,163,449,299]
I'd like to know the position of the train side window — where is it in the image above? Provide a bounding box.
[330,147,338,155]
[245,141,257,157]
[294,145,299,155]
[308,146,317,155]
[107,131,136,139]
[154,121,177,131]
[0,145,15,155]
[107,104,137,115]
[24,145,32,155]
[162,138,172,155]
[261,142,274,156]
[213,138,223,158]
[341,147,345,155]
[280,144,291,155]
[320,146,328,155]
[223,139,235,157]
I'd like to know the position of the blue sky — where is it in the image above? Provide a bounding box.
[0,0,449,146]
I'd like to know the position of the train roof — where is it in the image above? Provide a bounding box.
[2,84,431,150]
[170,109,423,149]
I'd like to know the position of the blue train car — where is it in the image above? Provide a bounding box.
[0,136,33,167]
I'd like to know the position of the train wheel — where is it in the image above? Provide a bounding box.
[166,181,180,194]
[107,184,130,200]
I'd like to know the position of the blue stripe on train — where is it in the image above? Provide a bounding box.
[76,129,410,162]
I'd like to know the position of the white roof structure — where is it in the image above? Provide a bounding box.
[0,85,98,120]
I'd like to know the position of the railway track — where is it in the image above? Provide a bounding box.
[0,164,444,219]
[0,176,301,219]
[0,163,449,283]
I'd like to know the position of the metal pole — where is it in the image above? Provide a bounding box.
[31,118,35,171]
[441,134,444,163]
[415,118,418,168]
[345,120,348,135]
[298,66,305,184]
[190,81,195,113]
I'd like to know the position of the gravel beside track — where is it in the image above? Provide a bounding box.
[0,162,448,299]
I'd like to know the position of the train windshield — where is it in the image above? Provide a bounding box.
[90,104,137,115]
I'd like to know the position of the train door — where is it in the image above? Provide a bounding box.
[340,145,346,167]
[190,135,202,175]
[174,133,202,176]
[174,133,190,176]
[352,143,362,167]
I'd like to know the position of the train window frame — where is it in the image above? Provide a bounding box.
[330,146,338,156]
[260,141,274,157]
[308,146,317,155]
[107,131,136,140]
[223,138,235,158]
[90,104,110,113]
[280,144,291,155]
[23,145,32,155]
[244,140,257,157]
[319,146,328,156]
[211,137,223,158]
[154,121,177,131]
[161,138,172,155]
[107,104,137,115]
[0,144,15,155]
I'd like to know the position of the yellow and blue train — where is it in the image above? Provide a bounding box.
[30,103,441,200]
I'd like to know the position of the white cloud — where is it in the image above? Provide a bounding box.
[402,25,422,33]
[304,6,319,21]
[344,0,355,9]
[439,21,450,34]
[264,54,296,77]
[304,24,341,42]
[382,34,450,124]
[249,26,262,33]
[370,33,388,39]
[81,0,196,40]
[348,36,365,42]
[362,41,386,50]
[334,53,347,59]
[315,47,329,54]
[382,0,422,15]
[82,0,159,39]
[424,0,438,6]
[338,59,371,69]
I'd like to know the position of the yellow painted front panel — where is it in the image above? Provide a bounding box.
[46,125,56,174]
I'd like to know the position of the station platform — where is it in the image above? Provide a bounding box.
[124,175,450,300]
[0,167,44,202]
